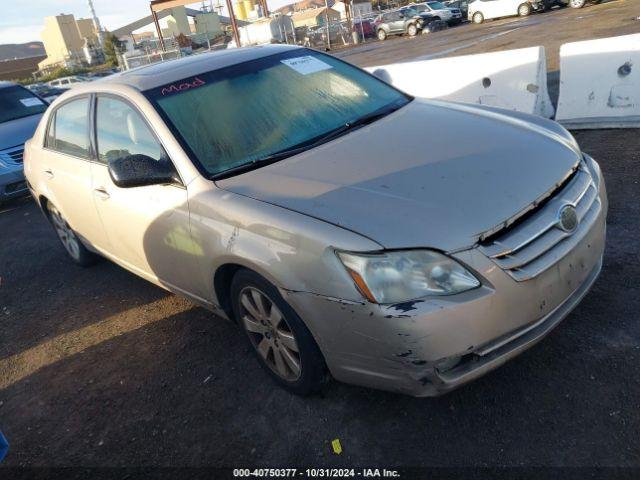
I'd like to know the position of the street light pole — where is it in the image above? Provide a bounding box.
[324,0,331,50]
[224,0,241,46]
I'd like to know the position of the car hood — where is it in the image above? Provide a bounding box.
[0,114,43,151]
[217,99,582,252]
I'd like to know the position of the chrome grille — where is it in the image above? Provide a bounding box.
[0,145,25,164]
[479,164,601,282]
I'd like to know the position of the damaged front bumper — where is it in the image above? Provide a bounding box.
[283,172,607,397]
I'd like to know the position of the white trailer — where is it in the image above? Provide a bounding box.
[239,16,296,46]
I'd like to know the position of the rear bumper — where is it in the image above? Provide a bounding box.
[284,173,607,397]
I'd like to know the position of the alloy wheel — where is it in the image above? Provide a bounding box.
[569,0,585,7]
[239,287,302,381]
[47,204,81,260]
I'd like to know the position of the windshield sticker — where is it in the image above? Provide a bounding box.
[281,56,332,75]
[20,97,44,107]
[161,77,206,96]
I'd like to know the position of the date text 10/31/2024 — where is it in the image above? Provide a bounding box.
[233,469,401,478]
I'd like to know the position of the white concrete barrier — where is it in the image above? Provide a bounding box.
[555,34,640,129]
[366,47,554,118]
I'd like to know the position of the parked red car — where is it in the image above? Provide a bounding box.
[352,19,376,38]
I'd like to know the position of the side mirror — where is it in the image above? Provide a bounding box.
[108,154,180,188]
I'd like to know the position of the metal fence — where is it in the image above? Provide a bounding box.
[121,49,182,70]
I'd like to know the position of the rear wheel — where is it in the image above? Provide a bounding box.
[231,269,327,395]
[518,3,532,15]
[472,12,484,23]
[407,23,418,36]
[568,0,586,7]
[377,28,387,40]
[46,202,98,266]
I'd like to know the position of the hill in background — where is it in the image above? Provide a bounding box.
[0,42,45,62]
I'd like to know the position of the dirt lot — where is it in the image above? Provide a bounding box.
[1,0,640,474]
[336,0,639,72]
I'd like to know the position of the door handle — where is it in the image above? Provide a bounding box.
[93,187,110,200]
[44,169,54,179]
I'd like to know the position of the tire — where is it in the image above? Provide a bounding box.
[518,3,532,15]
[46,201,98,267]
[407,24,418,37]
[377,28,387,40]
[472,12,484,23]
[231,269,327,395]
[568,0,586,7]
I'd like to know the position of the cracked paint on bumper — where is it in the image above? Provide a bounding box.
[283,185,607,396]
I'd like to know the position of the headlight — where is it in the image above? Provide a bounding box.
[337,250,480,304]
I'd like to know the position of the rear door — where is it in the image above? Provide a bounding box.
[388,12,404,33]
[497,0,517,16]
[89,94,198,294]
[479,0,500,18]
[40,96,108,249]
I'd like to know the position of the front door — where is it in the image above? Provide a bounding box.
[90,94,199,296]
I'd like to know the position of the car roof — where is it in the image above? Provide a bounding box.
[0,81,18,89]
[71,44,301,94]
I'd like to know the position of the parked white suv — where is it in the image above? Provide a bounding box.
[468,0,532,23]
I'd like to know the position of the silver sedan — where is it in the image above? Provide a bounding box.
[24,46,606,396]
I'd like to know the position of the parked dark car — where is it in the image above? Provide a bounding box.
[26,84,66,103]
[444,0,470,18]
[411,1,463,24]
[400,6,440,26]
[374,10,426,40]
[0,81,47,206]
[352,19,376,39]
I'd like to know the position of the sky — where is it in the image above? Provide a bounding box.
[0,0,293,45]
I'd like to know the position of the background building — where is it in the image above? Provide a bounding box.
[38,14,99,72]
[291,7,341,28]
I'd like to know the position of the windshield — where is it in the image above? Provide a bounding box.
[427,1,447,9]
[402,7,420,15]
[413,5,428,12]
[0,85,47,124]
[145,49,410,178]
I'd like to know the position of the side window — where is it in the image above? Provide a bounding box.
[95,96,165,164]
[46,97,90,158]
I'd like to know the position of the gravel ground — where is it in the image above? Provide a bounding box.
[1,0,639,474]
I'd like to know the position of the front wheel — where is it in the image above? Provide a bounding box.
[377,28,387,40]
[407,24,418,36]
[518,3,532,15]
[231,269,327,395]
[46,202,98,266]
[472,12,484,23]
[568,0,586,7]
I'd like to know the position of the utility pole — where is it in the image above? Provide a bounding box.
[324,0,331,50]
[87,0,105,46]
[224,0,242,46]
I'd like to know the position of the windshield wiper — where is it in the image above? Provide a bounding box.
[212,101,406,181]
